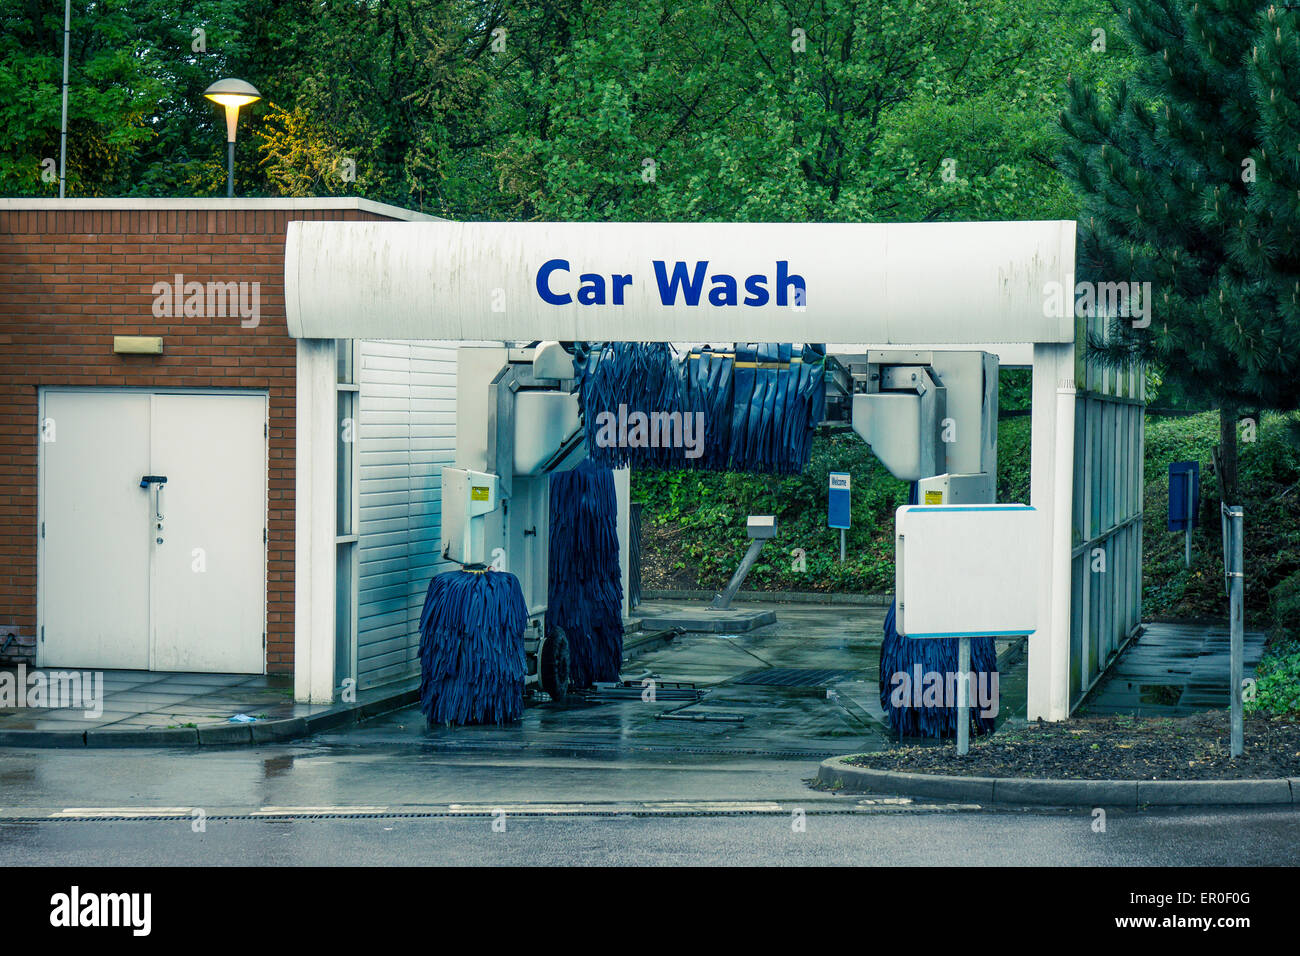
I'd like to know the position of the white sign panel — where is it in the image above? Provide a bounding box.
[895,504,1040,638]
[285,220,1076,344]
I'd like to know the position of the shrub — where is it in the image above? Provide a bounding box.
[1245,640,1300,717]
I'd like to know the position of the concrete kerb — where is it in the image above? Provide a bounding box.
[641,589,892,606]
[816,756,1298,807]
[0,684,419,749]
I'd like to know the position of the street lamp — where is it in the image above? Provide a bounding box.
[203,78,261,198]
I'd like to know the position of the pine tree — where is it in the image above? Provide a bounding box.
[1232,5,1300,394]
[1060,0,1300,501]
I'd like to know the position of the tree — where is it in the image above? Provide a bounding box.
[1060,0,1300,500]
[494,0,1130,224]
[0,0,167,195]
[4,0,1134,228]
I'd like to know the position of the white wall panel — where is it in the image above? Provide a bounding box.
[356,340,459,690]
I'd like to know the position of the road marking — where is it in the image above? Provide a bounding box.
[52,807,193,818]
[642,801,784,811]
[251,806,390,815]
[447,801,788,814]
[856,797,913,806]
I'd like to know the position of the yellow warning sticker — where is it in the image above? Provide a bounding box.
[923,490,943,505]
[471,486,490,502]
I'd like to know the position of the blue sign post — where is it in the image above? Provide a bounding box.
[1169,461,1200,566]
[829,472,850,562]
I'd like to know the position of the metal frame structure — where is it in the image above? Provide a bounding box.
[284,220,1085,720]
[1068,311,1145,709]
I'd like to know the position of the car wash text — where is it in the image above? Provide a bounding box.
[535,259,807,307]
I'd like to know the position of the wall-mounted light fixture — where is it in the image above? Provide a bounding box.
[113,336,164,355]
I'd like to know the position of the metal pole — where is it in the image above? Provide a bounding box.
[957,636,970,756]
[839,527,845,563]
[1228,505,1244,758]
[709,538,765,610]
[58,0,70,198]
[227,141,235,198]
[1185,470,1193,567]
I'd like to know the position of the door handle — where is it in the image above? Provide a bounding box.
[140,475,167,544]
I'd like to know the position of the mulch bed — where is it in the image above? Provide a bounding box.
[847,711,1300,780]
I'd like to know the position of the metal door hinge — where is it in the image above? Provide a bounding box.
[264,528,268,543]
[40,626,44,643]
[40,522,44,538]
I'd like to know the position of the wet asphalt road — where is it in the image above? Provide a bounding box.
[0,613,1288,868]
[1,723,1297,866]
[2,806,1297,866]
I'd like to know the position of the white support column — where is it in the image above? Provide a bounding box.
[1029,342,1076,720]
[614,466,631,620]
[294,338,338,704]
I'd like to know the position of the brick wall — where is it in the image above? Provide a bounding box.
[0,205,399,673]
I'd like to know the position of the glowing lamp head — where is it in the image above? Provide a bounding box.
[206,92,260,108]
[203,78,261,141]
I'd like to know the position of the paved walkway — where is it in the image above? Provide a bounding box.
[1078,621,1267,717]
[0,599,1028,749]
[0,667,417,745]
[0,670,297,733]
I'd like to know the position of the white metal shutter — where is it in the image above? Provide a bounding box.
[355,341,458,689]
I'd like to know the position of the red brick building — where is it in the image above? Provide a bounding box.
[0,198,430,678]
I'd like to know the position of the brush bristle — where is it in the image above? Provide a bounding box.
[418,568,528,726]
[549,461,624,688]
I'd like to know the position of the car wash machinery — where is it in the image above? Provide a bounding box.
[840,349,1000,503]
[439,341,1002,698]
[439,342,587,700]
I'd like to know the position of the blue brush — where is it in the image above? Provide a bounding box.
[878,484,999,739]
[575,342,824,475]
[548,461,624,688]
[418,568,527,726]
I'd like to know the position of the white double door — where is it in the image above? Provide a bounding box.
[40,390,267,673]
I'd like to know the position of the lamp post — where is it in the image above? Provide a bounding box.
[203,78,261,198]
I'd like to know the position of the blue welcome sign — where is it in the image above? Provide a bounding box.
[828,472,851,529]
[1168,460,1199,531]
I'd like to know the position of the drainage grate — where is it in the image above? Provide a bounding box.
[730,667,857,687]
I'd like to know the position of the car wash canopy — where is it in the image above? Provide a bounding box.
[284,220,1076,345]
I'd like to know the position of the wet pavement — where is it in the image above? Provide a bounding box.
[0,670,308,732]
[0,598,1030,752]
[360,600,1027,758]
[1078,622,1267,717]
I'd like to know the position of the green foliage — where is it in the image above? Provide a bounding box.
[632,429,909,592]
[637,408,1300,634]
[4,0,1134,221]
[633,407,1035,593]
[996,415,1032,503]
[1268,575,1300,645]
[1244,641,1300,717]
[0,0,263,197]
[1133,411,1300,624]
[999,369,1033,412]
[498,0,1131,224]
[1060,1,1300,415]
